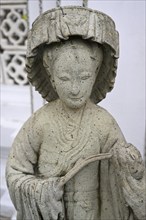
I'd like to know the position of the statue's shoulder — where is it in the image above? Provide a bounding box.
[91,103,125,143]
[92,103,122,130]
[35,100,57,115]
[34,100,58,118]
[91,104,115,124]
[25,100,58,127]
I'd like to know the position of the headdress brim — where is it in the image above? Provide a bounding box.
[26,6,119,103]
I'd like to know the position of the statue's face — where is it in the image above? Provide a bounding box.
[51,45,103,109]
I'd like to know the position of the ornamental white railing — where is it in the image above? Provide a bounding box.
[0,0,28,85]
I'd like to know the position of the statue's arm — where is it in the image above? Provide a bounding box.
[103,114,146,220]
[111,143,146,220]
[6,113,63,220]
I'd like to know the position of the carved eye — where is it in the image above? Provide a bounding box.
[59,76,70,81]
[81,75,91,80]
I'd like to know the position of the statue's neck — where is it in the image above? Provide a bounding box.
[60,100,87,121]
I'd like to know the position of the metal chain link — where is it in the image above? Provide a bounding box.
[83,0,88,7]
[56,0,61,7]
[39,0,43,14]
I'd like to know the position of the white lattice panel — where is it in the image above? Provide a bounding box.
[0,4,27,50]
[1,50,27,85]
[0,0,28,85]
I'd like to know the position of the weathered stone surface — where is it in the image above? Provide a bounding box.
[6,6,145,220]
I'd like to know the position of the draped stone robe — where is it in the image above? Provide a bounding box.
[6,100,145,220]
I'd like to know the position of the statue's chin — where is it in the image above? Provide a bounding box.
[63,99,86,110]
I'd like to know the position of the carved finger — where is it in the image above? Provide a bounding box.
[53,180,64,201]
[110,147,122,174]
[126,175,145,192]
[122,175,144,201]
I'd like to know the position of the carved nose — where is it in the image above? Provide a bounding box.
[71,83,80,96]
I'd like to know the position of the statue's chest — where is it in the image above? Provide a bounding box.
[38,121,100,177]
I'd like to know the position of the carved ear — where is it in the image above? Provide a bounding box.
[50,74,56,91]
[43,49,50,70]
[42,48,57,93]
[43,59,49,69]
[96,58,103,76]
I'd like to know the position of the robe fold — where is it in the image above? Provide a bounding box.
[6,100,145,220]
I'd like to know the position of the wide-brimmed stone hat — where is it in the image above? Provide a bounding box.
[26,6,119,103]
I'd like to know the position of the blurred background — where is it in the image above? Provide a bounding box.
[0,0,145,219]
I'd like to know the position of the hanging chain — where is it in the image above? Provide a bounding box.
[56,0,61,7]
[39,0,43,14]
[83,0,88,7]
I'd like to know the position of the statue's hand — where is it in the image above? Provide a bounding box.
[122,174,146,219]
[110,143,144,180]
[53,178,64,201]
[48,177,64,201]
[42,178,64,219]
[110,143,146,219]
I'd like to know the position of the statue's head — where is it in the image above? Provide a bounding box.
[43,38,103,108]
[26,7,119,104]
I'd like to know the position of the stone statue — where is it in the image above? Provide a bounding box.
[6,6,145,220]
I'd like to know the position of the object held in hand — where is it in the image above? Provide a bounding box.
[59,153,112,187]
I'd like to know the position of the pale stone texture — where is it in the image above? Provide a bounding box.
[6,6,145,220]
